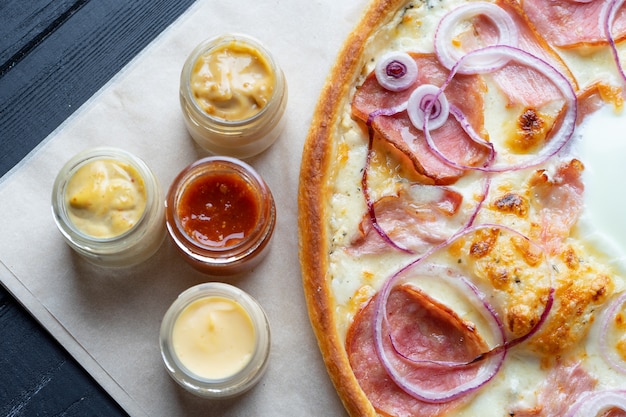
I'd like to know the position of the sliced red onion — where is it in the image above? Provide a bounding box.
[565,390,626,417]
[375,51,419,92]
[371,223,554,403]
[361,124,413,253]
[434,1,519,73]
[372,257,506,403]
[425,45,577,172]
[600,291,626,374]
[362,105,492,254]
[449,104,495,167]
[366,101,408,125]
[407,84,450,131]
[371,223,555,403]
[600,0,626,84]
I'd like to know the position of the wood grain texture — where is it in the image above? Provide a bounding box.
[0,0,195,414]
[0,0,196,178]
[0,290,127,416]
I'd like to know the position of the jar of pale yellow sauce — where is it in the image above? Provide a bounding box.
[51,148,165,267]
[160,283,271,398]
[172,296,255,379]
[65,159,147,238]
[180,34,287,158]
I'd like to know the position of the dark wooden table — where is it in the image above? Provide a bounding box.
[0,1,195,414]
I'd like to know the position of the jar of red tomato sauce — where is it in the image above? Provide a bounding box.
[165,156,276,275]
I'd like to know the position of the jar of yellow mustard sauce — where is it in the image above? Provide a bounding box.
[160,282,271,398]
[179,34,288,158]
[51,147,165,267]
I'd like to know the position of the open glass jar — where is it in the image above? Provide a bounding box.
[179,34,288,158]
[51,147,165,268]
[160,282,271,399]
[165,156,276,275]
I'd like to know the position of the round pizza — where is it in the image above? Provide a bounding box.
[298,0,626,416]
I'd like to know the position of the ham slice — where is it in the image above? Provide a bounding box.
[521,0,626,48]
[485,0,576,107]
[346,285,487,417]
[348,185,463,256]
[528,159,584,255]
[511,360,597,416]
[352,53,491,185]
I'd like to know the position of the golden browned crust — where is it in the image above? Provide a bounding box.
[297,0,409,415]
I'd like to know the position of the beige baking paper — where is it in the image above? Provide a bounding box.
[0,0,370,415]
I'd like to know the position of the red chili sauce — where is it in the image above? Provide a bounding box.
[178,172,260,248]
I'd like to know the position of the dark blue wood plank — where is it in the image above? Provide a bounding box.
[0,289,128,416]
[0,0,196,414]
[0,0,87,76]
[0,0,196,178]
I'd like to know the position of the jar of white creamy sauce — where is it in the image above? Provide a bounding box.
[160,282,271,398]
[179,34,288,158]
[51,147,165,267]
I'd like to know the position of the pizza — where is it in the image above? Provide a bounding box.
[298,0,626,416]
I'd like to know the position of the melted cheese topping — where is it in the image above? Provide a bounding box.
[66,159,146,238]
[323,0,626,415]
[577,105,626,275]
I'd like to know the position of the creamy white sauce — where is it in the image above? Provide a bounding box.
[576,105,626,277]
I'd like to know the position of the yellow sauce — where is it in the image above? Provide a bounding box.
[172,296,256,379]
[190,40,275,121]
[65,159,147,238]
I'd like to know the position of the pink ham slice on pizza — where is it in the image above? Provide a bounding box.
[352,53,491,185]
[346,285,488,417]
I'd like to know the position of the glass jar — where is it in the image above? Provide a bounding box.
[160,282,271,399]
[165,156,276,275]
[179,33,288,159]
[51,147,165,267]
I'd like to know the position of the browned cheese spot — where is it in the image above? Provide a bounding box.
[493,192,529,217]
[507,108,552,153]
[469,227,500,259]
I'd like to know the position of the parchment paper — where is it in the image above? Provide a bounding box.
[0,0,370,415]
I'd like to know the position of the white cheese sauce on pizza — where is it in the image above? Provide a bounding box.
[576,105,626,275]
[323,0,626,415]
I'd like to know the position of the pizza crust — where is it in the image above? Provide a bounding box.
[298,1,407,415]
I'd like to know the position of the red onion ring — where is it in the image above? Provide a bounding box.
[434,1,519,73]
[448,103,496,167]
[361,124,413,253]
[371,223,554,403]
[389,264,506,364]
[600,0,626,84]
[426,45,577,172]
[361,102,492,254]
[600,291,626,374]
[565,390,626,417]
[407,84,450,131]
[373,255,506,403]
[375,51,419,92]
